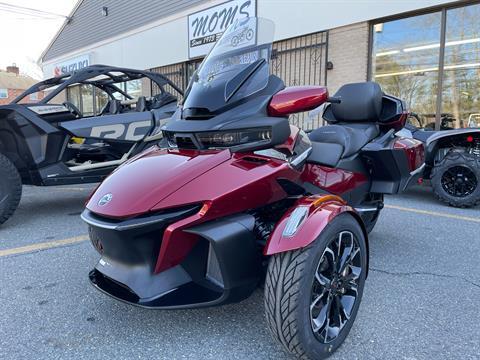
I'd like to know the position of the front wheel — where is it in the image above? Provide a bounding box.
[431,152,480,208]
[264,214,367,359]
[0,153,22,225]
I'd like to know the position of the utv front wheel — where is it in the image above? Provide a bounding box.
[0,153,22,225]
[264,214,367,359]
[431,152,480,208]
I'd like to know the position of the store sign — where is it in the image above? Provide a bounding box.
[188,0,256,58]
[53,54,91,77]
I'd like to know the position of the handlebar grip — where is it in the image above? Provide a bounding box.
[328,97,342,104]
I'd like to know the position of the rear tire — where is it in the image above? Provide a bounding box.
[264,214,367,359]
[431,152,480,208]
[0,153,22,225]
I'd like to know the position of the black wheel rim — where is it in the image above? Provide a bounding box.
[441,165,477,198]
[310,231,362,344]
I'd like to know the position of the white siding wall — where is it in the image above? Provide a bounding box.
[262,0,455,40]
[42,0,460,77]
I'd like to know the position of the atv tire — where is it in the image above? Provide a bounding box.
[431,152,480,208]
[0,153,22,225]
[264,214,367,359]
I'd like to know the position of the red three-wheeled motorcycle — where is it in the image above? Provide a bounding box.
[82,17,424,359]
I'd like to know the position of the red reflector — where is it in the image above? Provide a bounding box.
[466,135,474,142]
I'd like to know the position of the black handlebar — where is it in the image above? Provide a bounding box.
[328,97,342,104]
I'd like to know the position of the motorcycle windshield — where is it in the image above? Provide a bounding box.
[183,17,275,115]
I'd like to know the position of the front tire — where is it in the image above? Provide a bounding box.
[264,214,367,359]
[431,152,480,208]
[0,153,22,225]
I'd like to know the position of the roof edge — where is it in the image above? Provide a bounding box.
[38,0,85,65]
[40,0,225,66]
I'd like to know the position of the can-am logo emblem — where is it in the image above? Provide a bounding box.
[98,193,113,206]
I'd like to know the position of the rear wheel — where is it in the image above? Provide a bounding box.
[264,214,367,359]
[0,153,22,225]
[431,152,480,208]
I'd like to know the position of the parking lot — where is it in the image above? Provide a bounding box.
[1,184,479,360]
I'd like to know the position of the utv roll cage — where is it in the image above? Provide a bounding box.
[12,64,184,104]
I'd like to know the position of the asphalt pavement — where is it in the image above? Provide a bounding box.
[0,184,479,360]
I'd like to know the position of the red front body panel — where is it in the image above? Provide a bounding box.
[152,153,298,213]
[87,147,231,218]
[86,147,304,273]
[151,153,302,273]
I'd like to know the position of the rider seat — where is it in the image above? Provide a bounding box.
[307,82,383,166]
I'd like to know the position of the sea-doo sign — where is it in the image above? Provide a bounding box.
[53,54,91,77]
[188,0,256,58]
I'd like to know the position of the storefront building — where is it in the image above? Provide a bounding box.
[40,0,480,130]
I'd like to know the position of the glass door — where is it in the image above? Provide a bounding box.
[441,3,480,129]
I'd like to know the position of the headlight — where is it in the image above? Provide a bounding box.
[163,128,272,149]
[197,128,272,148]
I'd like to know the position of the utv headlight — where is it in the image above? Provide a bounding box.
[282,206,309,237]
[196,128,272,148]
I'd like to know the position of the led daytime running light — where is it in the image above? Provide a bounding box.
[283,206,309,237]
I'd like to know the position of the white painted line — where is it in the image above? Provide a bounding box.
[0,235,89,257]
[385,205,480,223]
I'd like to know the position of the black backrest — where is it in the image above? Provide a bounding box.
[324,82,383,123]
[136,96,147,112]
[101,99,123,115]
[109,99,122,114]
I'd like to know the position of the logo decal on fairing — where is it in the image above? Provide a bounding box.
[98,193,113,206]
[90,121,152,141]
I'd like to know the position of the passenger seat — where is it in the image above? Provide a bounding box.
[307,82,383,167]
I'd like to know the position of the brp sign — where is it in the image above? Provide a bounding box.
[188,0,256,58]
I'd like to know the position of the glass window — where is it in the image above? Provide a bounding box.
[125,79,143,99]
[67,84,110,116]
[67,86,81,109]
[0,88,8,99]
[372,12,442,129]
[47,87,67,104]
[80,85,94,116]
[95,89,109,115]
[441,3,480,129]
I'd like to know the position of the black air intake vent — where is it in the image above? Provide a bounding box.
[176,135,197,149]
[164,131,199,150]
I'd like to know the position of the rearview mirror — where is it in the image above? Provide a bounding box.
[268,86,329,117]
